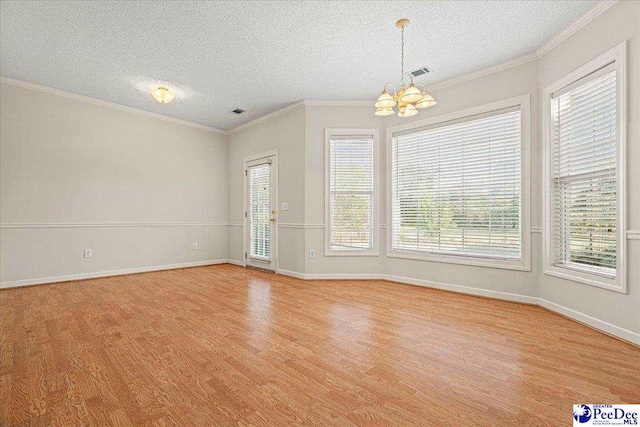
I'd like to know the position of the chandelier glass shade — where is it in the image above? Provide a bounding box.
[374,19,436,117]
[374,90,396,109]
[374,107,395,116]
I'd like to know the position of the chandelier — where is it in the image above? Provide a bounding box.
[374,19,436,117]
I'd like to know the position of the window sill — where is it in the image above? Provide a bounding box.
[544,265,626,294]
[387,250,530,272]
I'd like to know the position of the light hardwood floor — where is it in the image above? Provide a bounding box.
[1,264,638,426]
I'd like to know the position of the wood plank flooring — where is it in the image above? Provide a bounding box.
[1,264,638,426]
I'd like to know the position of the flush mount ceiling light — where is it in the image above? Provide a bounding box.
[375,19,437,117]
[151,86,175,104]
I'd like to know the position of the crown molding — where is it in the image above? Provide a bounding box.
[0,76,228,135]
[303,100,371,107]
[227,101,305,135]
[227,100,373,135]
[4,0,618,139]
[428,53,538,92]
[535,0,618,59]
[228,53,536,133]
[428,0,619,92]
[229,52,536,132]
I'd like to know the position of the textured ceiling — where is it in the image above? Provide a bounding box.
[1,0,597,131]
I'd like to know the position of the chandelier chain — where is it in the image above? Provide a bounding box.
[400,26,405,87]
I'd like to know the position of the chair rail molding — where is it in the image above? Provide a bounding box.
[0,222,230,229]
[627,230,640,240]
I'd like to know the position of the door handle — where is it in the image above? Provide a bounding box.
[270,209,276,222]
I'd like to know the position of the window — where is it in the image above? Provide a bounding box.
[248,163,271,260]
[543,42,626,292]
[387,96,530,270]
[325,129,379,255]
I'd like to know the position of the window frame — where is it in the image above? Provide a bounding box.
[325,128,380,257]
[542,42,627,293]
[386,95,531,271]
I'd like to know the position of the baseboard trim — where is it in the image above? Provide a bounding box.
[538,298,639,346]
[305,273,384,280]
[5,262,636,346]
[384,274,539,305]
[270,269,536,303]
[239,266,635,345]
[0,259,229,289]
[276,269,306,279]
[275,270,385,280]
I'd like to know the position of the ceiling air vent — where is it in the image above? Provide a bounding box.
[231,108,245,114]
[405,66,432,79]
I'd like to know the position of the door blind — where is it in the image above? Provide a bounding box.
[329,135,374,251]
[249,163,271,260]
[391,109,522,259]
[551,68,617,276]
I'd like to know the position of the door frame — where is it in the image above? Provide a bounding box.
[242,149,279,272]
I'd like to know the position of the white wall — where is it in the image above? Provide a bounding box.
[264,63,540,302]
[537,0,640,336]
[304,105,385,277]
[383,61,540,298]
[292,61,539,301]
[0,82,229,286]
[227,106,306,273]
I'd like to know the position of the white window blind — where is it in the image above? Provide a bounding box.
[249,163,271,260]
[551,66,617,277]
[329,135,374,251]
[391,109,522,260]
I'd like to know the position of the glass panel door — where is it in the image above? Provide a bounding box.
[246,157,276,270]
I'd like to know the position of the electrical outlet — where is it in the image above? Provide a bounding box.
[84,249,92,258]
[192,242,198,250]
[309,249,315,259]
